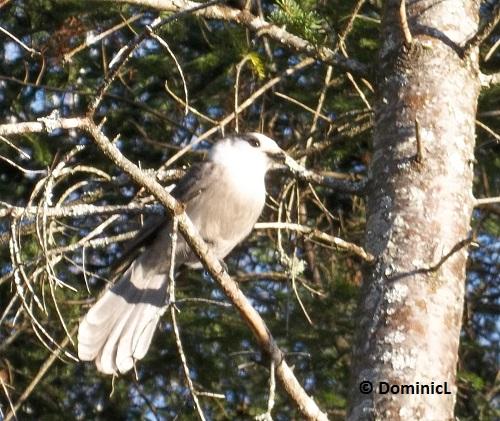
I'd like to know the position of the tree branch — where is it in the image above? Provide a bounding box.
[284,155,367,195]
[0,117,82,136]
[103,0,369,75]
[475,196,500,207]
[0,202,164,219]
[255,222,374,262]
[463,2,500,57]
[479,71,500,87]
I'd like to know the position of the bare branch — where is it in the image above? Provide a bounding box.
[0,117,83,136]
[274,91,334,125]
[398,0,412,45]
[335,0,366,54]
[479,71,500,87]
[63,13,144,62]
[161,57,315,168]
[0,202,163,219]
[463,2,500,57]
[475,196,500,207]
[476,119,500,142]
[147,29,189,115]
[0,25,41,56]
[485,38,500,61]
[413,237,473,274]
[167,218,207,421]
[255,222,374,262]
[284,155,367,195]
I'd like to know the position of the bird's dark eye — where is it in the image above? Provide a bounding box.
[248,137,260,148]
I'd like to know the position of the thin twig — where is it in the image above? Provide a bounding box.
[88,0,224,115]
[485,38,500,61]
[195,391,225,399]
[284,154,367,195]
[176,297,232,307]
[161,57,315,169]
[415,237,473,273]
[398,0,412,46]
[476,119,500,142]
[169,219,207,421]
[64,14,144,62]
[0,154,46,175]
[255,221,374,262]
[165,81,217,124]
[234,55,252,133]
[0,377,16,421]
[147,29,189,115]
[255,360,276,421]
[0,25,40,56]
[415,117,423,164]
[0,135,31,158]
[334,0,366,55]
[274,92,334,124]
[475,196,500,206]
[0,202,164,219]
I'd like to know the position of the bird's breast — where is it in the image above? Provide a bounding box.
[185,165,266,260]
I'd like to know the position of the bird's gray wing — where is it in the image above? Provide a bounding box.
[112,162,216,276]
[171,161,217,203]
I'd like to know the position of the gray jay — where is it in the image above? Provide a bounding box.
[78,133,285,374]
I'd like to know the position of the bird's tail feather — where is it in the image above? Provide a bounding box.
[78,256,168,375]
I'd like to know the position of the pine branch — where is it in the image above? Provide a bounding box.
[101,0,369,75]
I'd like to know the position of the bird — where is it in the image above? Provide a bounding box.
[78,133,285,375]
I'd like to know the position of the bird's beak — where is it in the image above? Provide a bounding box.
[267,150,287,163]
[267,150,287,170]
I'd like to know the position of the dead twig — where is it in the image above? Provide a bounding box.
[475,196,500,207]
[255,360,276,421]
[255,222,374,262]
[64,14,144,62]
[284,154,367,195]
[415,117,423,164]
[398,0,413,46]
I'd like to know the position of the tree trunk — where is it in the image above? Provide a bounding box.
[348,1,480,420]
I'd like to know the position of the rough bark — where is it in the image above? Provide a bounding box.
[348,1,481,420]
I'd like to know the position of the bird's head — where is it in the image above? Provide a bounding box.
[210,133,286,175]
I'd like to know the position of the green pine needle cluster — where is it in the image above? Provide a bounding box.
[270,0,326,45]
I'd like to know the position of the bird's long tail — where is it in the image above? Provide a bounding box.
[78,254,169,375]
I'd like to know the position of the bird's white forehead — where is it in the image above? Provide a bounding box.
[209,133,281,174]
[212,133,281,154]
